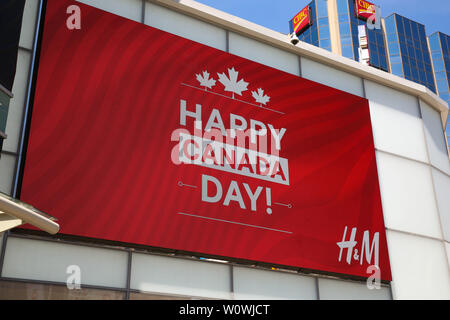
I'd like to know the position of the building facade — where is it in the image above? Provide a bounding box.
[428,31,450,146]
[0,0,449,300]
[384,13,436,93]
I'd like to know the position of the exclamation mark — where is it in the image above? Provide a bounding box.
[266,187,272,215]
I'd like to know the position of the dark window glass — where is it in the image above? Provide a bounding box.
[371,52,380,66]
[396,15,404,35]
[399,41,407,55]
[404,63,411,78]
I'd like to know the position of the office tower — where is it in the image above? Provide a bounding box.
[384,13,436,93]
[290,0,332,52]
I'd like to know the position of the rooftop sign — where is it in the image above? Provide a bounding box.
[355,0,377,23]
[289,5,313,36]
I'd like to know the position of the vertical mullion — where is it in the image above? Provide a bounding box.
[141,0,145,24]
[0,232,9,277]
[125,250,132,300]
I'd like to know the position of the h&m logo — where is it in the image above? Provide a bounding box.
[337,226,379,266]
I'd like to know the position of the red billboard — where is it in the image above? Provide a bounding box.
[290,5,312,35]
[355,0,377,22]
[21,0,391,280]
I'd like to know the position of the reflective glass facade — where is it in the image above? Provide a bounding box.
[384,14,436,93]
[428,32,450,147]
[336,0,388,71]
[297,0,331,51]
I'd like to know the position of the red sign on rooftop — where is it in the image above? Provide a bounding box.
[290,5,312,35]
[355,0,377,23]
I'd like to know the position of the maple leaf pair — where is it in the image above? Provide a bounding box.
[196,67,270,106]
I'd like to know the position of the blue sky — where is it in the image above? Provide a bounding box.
[195,0,450,36]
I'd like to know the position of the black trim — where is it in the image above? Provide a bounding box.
[15,0,48,199]
[0,0,26,91]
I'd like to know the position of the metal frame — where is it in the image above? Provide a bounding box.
[1,231,392,300]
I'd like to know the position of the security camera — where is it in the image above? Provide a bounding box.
[289,33,299,45]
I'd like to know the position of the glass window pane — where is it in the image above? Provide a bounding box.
[342,45,354,59]
[437,79,449,93]
[387,33,398,44]
[320,38,331,48]
[339,14,349,23]
[340,23,351,37]
[0,281,125,300]
[376,32,384,45]
[2,237,128,288]
[390,55,402,64]
[434,58,445,72]
[418,24,426,38]
[399,41,407,55]
[432,51,443,61]
[341,36,352,46]
[428,33,441,51]
[411,23,419,40]
[389,43,400,56]
[318,18,328,27]
[316,0,329,18]
[396,15,404,35]
[435,71,446,81]
[385,16,397,34]
[318,278,390,300]
[130,253,232,299]
[337,0,349,14]
[371,52,380,66]
[319,25,330,39]
[380,56,388,71]
[233,266,317,300]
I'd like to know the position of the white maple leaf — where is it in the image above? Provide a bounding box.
[196,70,216,90]
[217,67,249,99]
[251,88,270,106]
